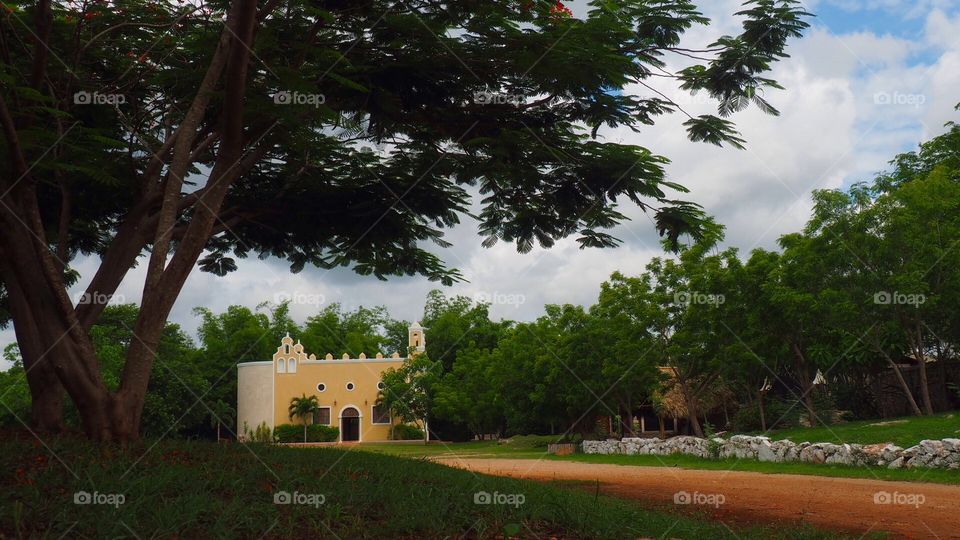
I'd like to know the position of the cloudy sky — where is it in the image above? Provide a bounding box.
[3,0,959,368]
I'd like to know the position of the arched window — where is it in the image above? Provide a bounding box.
[287,358,297,373]
[276,359,286,373]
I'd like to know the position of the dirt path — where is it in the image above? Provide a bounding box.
[436,458,960,539]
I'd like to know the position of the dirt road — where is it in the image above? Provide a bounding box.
[436,458,960,539]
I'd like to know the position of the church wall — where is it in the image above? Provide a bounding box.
[237,361,274,438]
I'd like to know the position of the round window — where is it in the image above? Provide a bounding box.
[346,382,355,391]
[317,383,326,392]
[377,382,385,390]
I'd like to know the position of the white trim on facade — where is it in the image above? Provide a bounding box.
[338,404,363,442]
[300,358,407,365]
[314,406,332,425]
[370,403,390,425]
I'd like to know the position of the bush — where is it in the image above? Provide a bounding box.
[391,424,425,440]
[243,421,273,443]
[274,423,340,443]
[498,434,577,449]
[274,423,304,443]
[306,424,339,442]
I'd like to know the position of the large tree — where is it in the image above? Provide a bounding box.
[0,0,809,440]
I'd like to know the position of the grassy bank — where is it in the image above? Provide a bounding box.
[758,412,960,447]
[562,453,960,485]
[359,439,960,485]
[2,436,839,539]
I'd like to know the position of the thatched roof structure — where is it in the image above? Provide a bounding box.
[651,366,735,419]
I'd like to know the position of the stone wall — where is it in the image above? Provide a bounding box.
[581,435,960,469]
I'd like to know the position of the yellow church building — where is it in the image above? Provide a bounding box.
[237,322,427,443]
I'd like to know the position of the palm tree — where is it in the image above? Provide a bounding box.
[288,394,319,443]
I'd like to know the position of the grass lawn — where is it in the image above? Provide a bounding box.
[562,453,960,485]
[358,438,960,485]
[359,440,546,458]
[2,436,843,539]
[758,411,960,447]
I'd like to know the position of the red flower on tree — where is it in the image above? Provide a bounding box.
[549,1,572,18]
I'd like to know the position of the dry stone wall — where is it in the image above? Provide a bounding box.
[581,435,960,469]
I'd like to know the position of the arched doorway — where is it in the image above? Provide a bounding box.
[340,406,361,442]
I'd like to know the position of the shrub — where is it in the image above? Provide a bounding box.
[307,424,339,442]
[274,423,304,443]
[274,423,340,443]
[391,424,425,440]
[498,434,577,449]
[243,421,273,443]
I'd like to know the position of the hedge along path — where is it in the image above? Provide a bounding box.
[436,458,960,538]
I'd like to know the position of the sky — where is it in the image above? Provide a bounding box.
[3,0,960,369]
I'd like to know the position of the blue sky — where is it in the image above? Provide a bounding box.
[3,0,960,368]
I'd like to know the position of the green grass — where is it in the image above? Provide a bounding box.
[562,453,960,485]
[359,440,548,458]
[758,411,960,447]
[1,436,846,539]
[358,439,960,485]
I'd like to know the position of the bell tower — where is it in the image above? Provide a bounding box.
[408,321,426,355]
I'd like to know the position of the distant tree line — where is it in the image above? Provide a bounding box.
[2,120,958,440]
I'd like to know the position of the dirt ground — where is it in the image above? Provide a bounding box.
[436,458,960,539]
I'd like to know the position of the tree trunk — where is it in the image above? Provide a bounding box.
[677,377,704,437]
[621,400,634,437]
[877,348,923,416]
[910,324,934,415]
[658,416,665,439]
[917,358,934,415]
[791,343,817,427]
[758,390,767,432]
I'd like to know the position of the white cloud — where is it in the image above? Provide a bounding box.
[3,3,960,370]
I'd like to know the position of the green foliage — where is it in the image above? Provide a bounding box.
[390,424,425,441]
[274,423,339,443]
[243,421,274,443]
[378,354,441,440]
[0,438,842,539]
[498,434,579,449]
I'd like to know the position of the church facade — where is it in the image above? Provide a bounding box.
[237,322,426,442]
